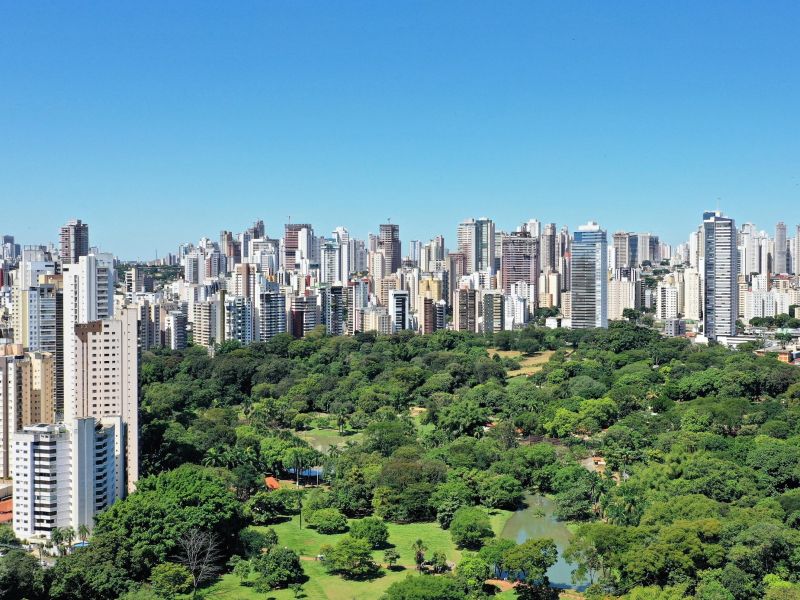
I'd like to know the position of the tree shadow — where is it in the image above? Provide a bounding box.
[341,567,386,582]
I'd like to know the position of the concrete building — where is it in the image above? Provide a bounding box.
[775,222,788,274]
[346,279,369,335]
[607,277,638,321]
[59,219,89,265]
[70,307,138,493]
[388,289,410,333]
[62,253,114,416]
[656,283,679,321]
[683,268,702,321]
[322,285,345,336]
[290,295,320,337]
[703,211,738,339]
[256,286,287,341]
[500,232,539,297]
[458,218,495,274]
[192,297,223,348]
[378,223,401,274]
[224,296,254,345]
[453,288,478,332]
[481,291,504,333]
[0,348,56,478]
[12,417,119,541]
[165,310,188,350]
[570,222,608,329]
[361,305,391,334]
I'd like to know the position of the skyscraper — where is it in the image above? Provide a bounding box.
[284,223,312,269]
[457,218,495,274]
[379,223,401,273]
[570,222,608,329]
[388,289,410,333]
[59,219,89,265]
[71,307,139,493]
[775,222,787,274]
[540,223,557,273]
[702,211,738,339]
[500,232,539,296]
[612,232,634,269]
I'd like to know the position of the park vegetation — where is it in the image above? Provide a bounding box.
[1,323,800,599]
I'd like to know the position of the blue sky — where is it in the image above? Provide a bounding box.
[2,2,799,259]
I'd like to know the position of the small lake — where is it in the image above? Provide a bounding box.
[500,493,587,590]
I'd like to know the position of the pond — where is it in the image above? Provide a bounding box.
[500,493,587,590]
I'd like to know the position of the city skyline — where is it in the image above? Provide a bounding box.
[3,3,800,256]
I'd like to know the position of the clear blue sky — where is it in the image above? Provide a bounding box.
[2,2,799,259]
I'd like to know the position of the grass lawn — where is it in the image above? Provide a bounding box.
[205,560,411,600]
[263,514,471,567]
[203,507,515,599]
[296,427,362,452]
[487,349,555,379]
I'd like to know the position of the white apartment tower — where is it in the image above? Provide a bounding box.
[702,211,738,339]
[12,418,118,541]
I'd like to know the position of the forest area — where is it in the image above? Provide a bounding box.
[3,323,800,600]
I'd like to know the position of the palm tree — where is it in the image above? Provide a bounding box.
[412,539,427,571]
[63,527,75,552]
[50,527,64,556]
[78,524,90,544]
[202,447,224,467]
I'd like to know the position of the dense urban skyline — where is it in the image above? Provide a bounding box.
[3,3,800,256]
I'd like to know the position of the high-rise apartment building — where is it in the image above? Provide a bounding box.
[481,291,504,333]
[321,285,345,336]
[540,223,557,273]
[570,222,608,329]
[500,233,539,296]
[224,296,254,345]
[775,222,788,274]
[379,223,401,274]
[613,232,638,269]
[284,224,312,269]
[71,307,138,493]
[192,297,223,348]
[59,219,89,265]
[0,347,56,478]
[12,418,119,541]
[388,289,410,333]
[361,306,391,334]
[453,288,478,332]
[62,254,114,416]
[290,295,320,337]
[656,283,679,321]
[702,211,738,339]
[165,310,188,350]
[256,285,287,341]
[346,279,369,335]
[457,218,495,274]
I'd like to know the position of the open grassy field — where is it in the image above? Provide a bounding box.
[204,508,515,599]
[487,348,555,378]
[206,561,411,600]
[296,428,363,452]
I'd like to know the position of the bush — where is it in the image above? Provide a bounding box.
[253,546,304,590]
[449,506,494,550]
[349,517,389,549]
[311,508,349,534]
[239,527,278,557]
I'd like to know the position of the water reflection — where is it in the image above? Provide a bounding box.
[500,493,587,590]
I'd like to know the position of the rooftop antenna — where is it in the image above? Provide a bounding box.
[288,215,291,224]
